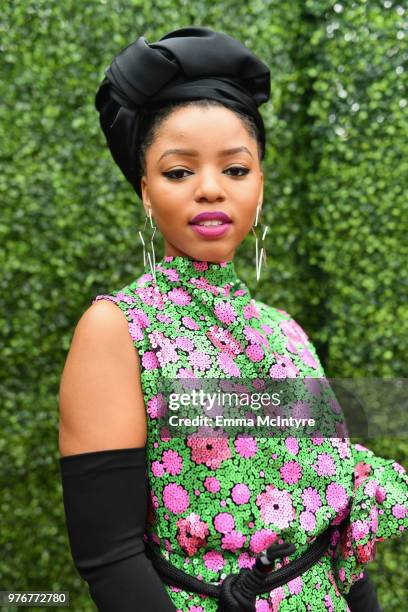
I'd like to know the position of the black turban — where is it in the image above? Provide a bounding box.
[95,26,271,200]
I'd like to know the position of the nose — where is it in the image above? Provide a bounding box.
[194,168,226,202]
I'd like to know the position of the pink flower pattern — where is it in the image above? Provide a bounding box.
[92,255,408,611]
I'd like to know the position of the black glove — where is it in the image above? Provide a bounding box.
[344,569,384,612]
[59,446,177,612]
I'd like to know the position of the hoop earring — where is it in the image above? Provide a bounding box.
[251,203,269,283]
[138,207,157,282]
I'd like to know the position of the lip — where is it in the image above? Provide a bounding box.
[190,223,232,238]
[189,211,232,224]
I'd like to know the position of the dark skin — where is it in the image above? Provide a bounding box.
[140,105,264,263]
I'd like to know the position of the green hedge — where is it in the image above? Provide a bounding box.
[1,1,406,610]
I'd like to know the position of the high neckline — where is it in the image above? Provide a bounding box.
[150,255,242,289]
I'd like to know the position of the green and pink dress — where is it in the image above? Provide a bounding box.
[92,255,407,611]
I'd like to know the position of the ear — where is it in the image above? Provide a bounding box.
[258,171,264,209]
[140,175,151,215]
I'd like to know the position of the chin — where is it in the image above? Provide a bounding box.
[192,248,234,263]
[165,238,235,262]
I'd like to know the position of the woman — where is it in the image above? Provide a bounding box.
[59,27,407,611]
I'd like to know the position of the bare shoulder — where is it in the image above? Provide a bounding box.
[58,300,147,457]
[75,299,132,347]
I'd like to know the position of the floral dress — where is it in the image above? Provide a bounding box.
[92,255,408,612]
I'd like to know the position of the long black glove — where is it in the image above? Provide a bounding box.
[59,446,177,612]
[344,569,383,612]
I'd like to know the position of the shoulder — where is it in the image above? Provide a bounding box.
[65,300,138,387]
[253,299,292,324]
[77,299,130,342]
[70,276,151,371]
[253,299,325,373]
[90,272,156,315]
[88,274,159,346]
[253,299,311,341]
[59,299,147,456]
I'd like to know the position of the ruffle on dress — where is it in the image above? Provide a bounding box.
[330,442,408,595]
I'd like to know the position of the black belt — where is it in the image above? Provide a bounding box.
[145,524,337,612]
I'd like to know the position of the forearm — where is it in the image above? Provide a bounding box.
[80,553,176,612]
[344,570,383,612]
[59,447,176,612]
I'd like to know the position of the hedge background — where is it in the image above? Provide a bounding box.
[1,0,407,609]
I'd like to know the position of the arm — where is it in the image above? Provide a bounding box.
[280,313,408,595]
[344,569,383,612]
[58,301,176,611]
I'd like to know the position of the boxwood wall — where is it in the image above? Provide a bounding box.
[1,1,406,609]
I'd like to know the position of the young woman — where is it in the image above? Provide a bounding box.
[59,27,407,611]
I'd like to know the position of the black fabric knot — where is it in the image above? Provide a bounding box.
[217,569,257,612]
[216,540,297,611]
[94,26,271,199]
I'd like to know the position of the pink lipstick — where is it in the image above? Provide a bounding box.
[189,211,232,238]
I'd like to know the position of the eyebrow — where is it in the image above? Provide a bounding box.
[158,146,253,162]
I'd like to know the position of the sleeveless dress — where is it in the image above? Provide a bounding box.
[92,255,408,612]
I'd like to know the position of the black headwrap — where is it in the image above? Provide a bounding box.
[95,26,271,199]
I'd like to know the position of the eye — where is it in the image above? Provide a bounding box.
[163,166,250,180]
[162,169,192,180]
[225,166,250,177]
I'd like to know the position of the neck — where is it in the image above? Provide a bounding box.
[163,253,234,265]
[163,245,236,264]
[143,254,243,293]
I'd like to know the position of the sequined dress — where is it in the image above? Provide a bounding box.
[92,255,407,612]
